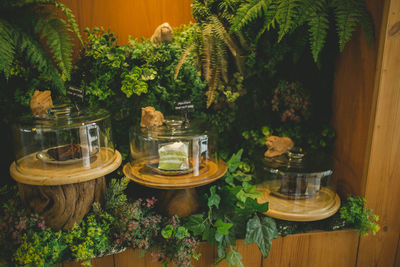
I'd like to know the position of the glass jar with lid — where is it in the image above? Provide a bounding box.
[257,148,340,221]
[130,116,214,177]
[10,104,120,185]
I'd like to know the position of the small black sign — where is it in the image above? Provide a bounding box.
[175,100,194,111]
[66,86,84,102]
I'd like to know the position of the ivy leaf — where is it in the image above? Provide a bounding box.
[224,172,235,186]
[215,230,236,258]
[161,225,174,239]
[208,185,221,208]
[226,248,244,267]
[245,215,278,257]
[175,226,190,240]
[244,198,269,214]
[227,149,243,172]
[184,214,206,236]
[202,224,217,244]
[215,219,233,235]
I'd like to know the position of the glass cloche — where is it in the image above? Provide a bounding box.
[257,148,340,221]
[130,116,215,177]
[10,104,118,183]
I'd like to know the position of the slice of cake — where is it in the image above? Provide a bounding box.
[158,142,189,171]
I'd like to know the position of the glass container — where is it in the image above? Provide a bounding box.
[257,147,339,221]
[262,148,334,199]
[130,117,215,177]
[12,104,116,177]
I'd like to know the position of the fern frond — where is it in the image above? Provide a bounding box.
[174,43,195,80]
[39,17,73,79]
[209,15,238,57]
[231,0,267,32]
[0,19,16,78]
[307,0,329,61]
[21,0,82,44]
[15,28,65,92]
[332,0,364,51]
[275,0,300,42]
[53,1,83,44]
[201,23,213,84]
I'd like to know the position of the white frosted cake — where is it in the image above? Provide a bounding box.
[158,142,189,170]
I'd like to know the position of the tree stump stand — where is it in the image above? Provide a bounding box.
[10,148,122,230]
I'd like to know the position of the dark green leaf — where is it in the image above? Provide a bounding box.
[245,215,278,257]
[175,226,190,240]
[184,214,206,236]
[227,149,243,172]
[208,185,221,208]
[226,248,244,267]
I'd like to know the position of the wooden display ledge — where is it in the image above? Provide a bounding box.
[59,230,358,267]
[10,148,121,185]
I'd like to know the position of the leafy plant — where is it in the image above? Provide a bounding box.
[184,150,278,265]
[231,0,374,61]
[0,0,81,83]
[340,196,380,235]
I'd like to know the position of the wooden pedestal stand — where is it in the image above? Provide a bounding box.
[256,180,340,221]
[123,159,227,217]
[10,147,122,230]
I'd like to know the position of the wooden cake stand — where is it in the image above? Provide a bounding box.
[256,180,341,222]
[123,159,227,217]
[10,147,122,230]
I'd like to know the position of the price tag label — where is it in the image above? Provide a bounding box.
[174,100,194,123]
[66,86,84,102]
[174,100,194,111]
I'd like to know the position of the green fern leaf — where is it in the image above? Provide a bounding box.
[39,17,73,79]
[54,1,83,44]
[231,0,267,32]
[332,0,364,51]
[15,28,65,92]
[275,0,301,42]
[307,0,329,61]
[0,19,16,78]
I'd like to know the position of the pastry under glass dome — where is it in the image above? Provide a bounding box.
[130,117,214,177]
[11,104,117,183]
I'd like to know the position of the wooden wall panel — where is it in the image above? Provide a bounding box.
[263,230,359,267]
[356,0,400,266]
[331,0,385,197]
[60,0,193,45]
[63,254,115,267]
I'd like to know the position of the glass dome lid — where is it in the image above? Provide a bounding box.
[17,104,110,129]
[263,147,333,177]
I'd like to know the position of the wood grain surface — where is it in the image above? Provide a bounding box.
[123,159,227,189]
[10,148,121,185]
[257,181,340,222]
[263,230,359,267]
[331,0,385,197]
[357,0,400,266]
[60,0,193,46]
[61,231,357,266]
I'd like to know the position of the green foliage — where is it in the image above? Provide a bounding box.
[13,230,65,267]
[230,0,373,61]
[0,0,79,80]
[340,196,380,235]
[244,215,277,257]
[0,0,80,125]
[184,150,276,265]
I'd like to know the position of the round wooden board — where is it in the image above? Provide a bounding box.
[10,148,122,186]
[123,159,227,189]
[256,180,341,221]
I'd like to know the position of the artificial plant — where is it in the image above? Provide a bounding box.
[0,0,81,124]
